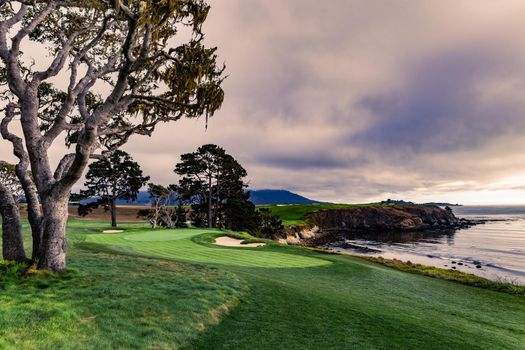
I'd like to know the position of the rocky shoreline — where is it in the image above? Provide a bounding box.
[280,205,485,246]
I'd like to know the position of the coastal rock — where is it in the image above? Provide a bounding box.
[306,205,470,233]
[280,205,481,247]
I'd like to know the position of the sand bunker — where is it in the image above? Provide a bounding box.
[102,230,125,233]
[213,236,266,248]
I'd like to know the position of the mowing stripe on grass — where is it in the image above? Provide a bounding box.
[86,228,331,268]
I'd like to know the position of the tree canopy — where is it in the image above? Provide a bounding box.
[79,150,149,227]
[0,0,224,271]
[174,144,248,228]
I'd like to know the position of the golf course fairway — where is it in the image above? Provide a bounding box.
[86,228,331,268]
[0,220,524,349]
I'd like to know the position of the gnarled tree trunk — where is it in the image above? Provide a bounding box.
[18,172,43,261]
[37,192,69,272]
[0,183,26,263]
[110,197,117,227]
[1,104,44,262]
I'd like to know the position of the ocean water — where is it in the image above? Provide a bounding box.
[324,205,525,285]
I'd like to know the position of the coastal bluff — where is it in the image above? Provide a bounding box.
[281,205,474,246]
[307,205,467,232]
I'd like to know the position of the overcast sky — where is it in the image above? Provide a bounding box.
[4,0,525,204]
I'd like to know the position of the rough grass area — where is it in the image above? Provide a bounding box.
[1,219,524,349]
[0,243,245,349]
[259,203,380,226]
[363,256,525,296]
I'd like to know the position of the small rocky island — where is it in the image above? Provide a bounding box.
[283,205,479,246]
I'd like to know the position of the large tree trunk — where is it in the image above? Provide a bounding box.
[27,200,43,261]
[0,183,26,263]
[18,174,43,261]
[110,197,117,227]
[37,193,69,272]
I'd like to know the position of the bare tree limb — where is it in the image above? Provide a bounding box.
[32,28,89,83]
[11,2,57,55]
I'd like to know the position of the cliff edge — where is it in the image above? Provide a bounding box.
[281,205,475,246]
[306,205,467,233]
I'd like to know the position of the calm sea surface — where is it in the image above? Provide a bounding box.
[324,205,525,285]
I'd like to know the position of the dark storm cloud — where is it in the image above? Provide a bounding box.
[258,153,368,170]
[354,44,525,154]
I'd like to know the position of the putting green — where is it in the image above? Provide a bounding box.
[123,230,215,242]
[86,228,331,268]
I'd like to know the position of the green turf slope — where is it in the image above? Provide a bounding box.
[84,225,525,350]
[259,203,379,225]
[86,228,330,268]
[1,221,524,349]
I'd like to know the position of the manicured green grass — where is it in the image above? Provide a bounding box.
[259,203,380,225]
[86,227,330,268]
[0,240,246,349]
[1,219,524,349]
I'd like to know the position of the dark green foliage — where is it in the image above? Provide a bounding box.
[174,205,188,228]
[148,183,171,201]
[77,198,109,217]
[79,151,150,226]
[174,144,250,228]
[221,193,260,232]
[68,192,84,204]
[189,204,206,227]
[81,150,150,203]
[258,208,285,238]
[136,208,152,219]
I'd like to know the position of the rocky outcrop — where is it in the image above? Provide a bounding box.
[283,205,478,246]
[306,205,470,233]
[279,225,320,245]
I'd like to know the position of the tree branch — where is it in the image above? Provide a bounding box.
[11,2,57,55]
[53,153,75,181]
[32,28,89,84]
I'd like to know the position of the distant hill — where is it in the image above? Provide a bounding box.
[79,189,323,206]
[248,189,323,205]
[115,191,178,206]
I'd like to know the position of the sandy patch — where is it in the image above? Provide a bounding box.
[102,230,125,233]
[213,236,266,247]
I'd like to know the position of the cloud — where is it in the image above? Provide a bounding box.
[354,43,525,154]
[2,0,525,204]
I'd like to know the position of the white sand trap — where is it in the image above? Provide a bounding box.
[102,230,125,233]
[213,236,266,247]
